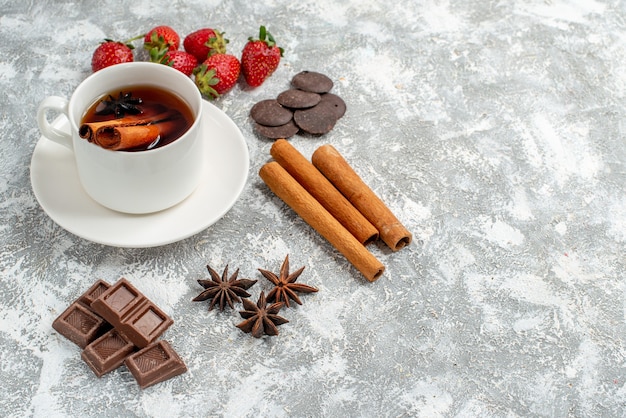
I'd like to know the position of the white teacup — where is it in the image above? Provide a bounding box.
[37,62,204,214]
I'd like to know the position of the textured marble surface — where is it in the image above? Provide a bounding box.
[1,0,625,417]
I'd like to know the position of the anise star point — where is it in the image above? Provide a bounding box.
[192,264,257,311]
[236,291,288,338]
[258,255,318,308]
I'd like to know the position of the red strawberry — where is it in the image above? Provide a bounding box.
[143,25,180,52]
[183,28,228,62]
[193,54,241,99]
[241,26,283,87]
[161,50,198,76]
[91,36,142,72]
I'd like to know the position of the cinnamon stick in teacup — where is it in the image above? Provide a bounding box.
[79,110,180,151]
[93,125,161,150]
[270,139,379,245]
[259,162,385,282]
[312,144,412,251]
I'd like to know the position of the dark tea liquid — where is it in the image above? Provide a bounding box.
[81,85,195,151]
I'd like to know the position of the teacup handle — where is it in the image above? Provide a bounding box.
[37,96,73,150]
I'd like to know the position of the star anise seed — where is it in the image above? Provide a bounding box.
[192,264,257,311]
[236,291,288,338]
[258,255,318,308]
[95,91,143,118]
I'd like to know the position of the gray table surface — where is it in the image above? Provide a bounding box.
[1,1,625,417]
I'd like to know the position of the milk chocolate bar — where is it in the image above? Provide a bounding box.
[52,302,109,348]
[77,279,111,307]
[54,278,185,387]
[52,279,112,348]
[90,278,173,348]
[81,329,136,377]
[125,340,187,389]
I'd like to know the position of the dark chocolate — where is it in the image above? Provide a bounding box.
[293,101,339,135]
[318,93,346,119]
[277,89,321,109]
[125,340,187,389]
[291,71,334,93]
[250,99,294,127]
[91,278,173,348]
[81,329,136,377]
[253,120,300,139]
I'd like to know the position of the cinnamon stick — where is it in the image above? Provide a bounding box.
[259,162,385,282]
[79,110,180,150]
[270,139,379,245]
[94,125,161,150]
[312,144,412,251]
[80,114,152,142]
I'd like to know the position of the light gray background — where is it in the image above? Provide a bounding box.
[1,0,625,417]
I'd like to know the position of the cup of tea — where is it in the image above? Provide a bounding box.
[37,62,204,214]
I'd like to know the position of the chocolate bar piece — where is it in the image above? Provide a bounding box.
[77,279,111,307]
[53,278,184,389]
[52,279,112,348]
[81,329,136,377]
[125,340,187,389]
[90,278,173,348]
[52,302,110,348]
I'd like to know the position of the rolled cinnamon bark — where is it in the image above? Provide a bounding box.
[79,110,180,150]
[270,139,379,245]
[94,125,161,150]
[312,144,412,251]
[259,162,385,282]
[80,114,153,142]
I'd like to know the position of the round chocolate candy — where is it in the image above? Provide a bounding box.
[277,89,321,109]
[250,99,293,127]
[293,101,339,135]
[291,71,334,94]
[318,93,346,119]
[253,120,300,139]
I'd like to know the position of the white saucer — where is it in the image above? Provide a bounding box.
[30,100,249,248]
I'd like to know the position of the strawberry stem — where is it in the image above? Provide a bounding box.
[124,33,147,44]
[148,45,171,64]
[259,26,267,42]
[101,34,147,50]
[193,64,220,100]
[250,25,283,56]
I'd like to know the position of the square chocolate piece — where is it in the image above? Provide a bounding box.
[81,329,136,377]
[77,279,111,308]
[52,279,112,348]
[90,278,173,348]
[121,300,174,348]
[52,302,109,348]
[125,340,187,389]
[90,278,144,328]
